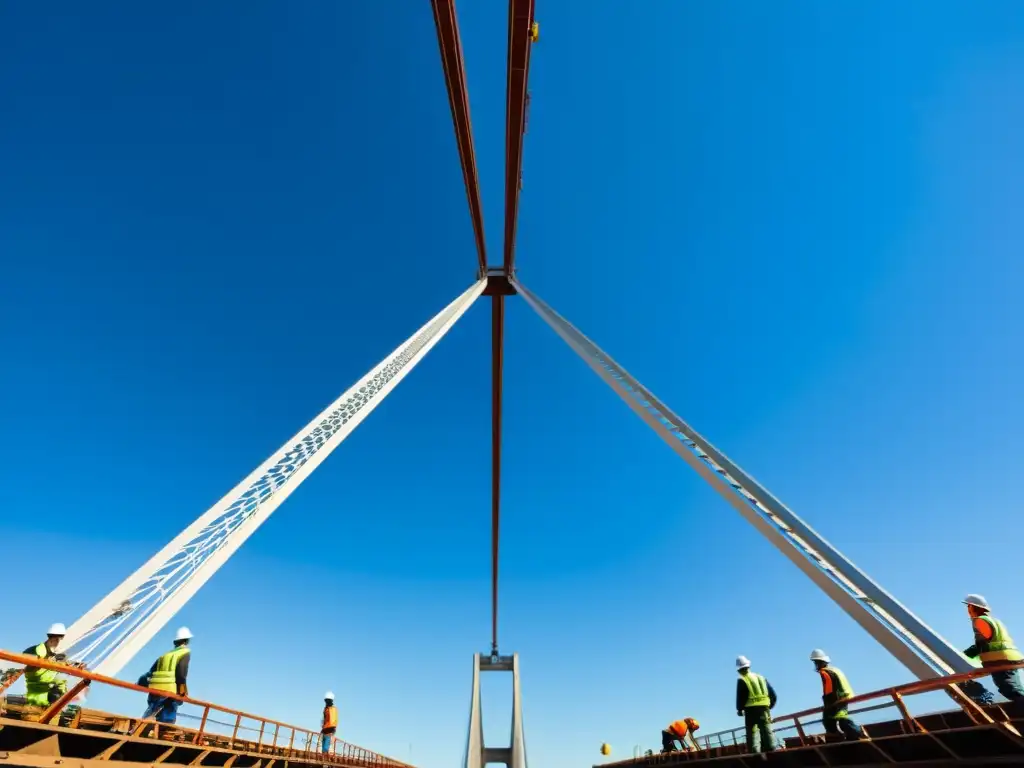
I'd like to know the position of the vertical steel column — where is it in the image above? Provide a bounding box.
[514,278,972,680]
[62,280,487,677]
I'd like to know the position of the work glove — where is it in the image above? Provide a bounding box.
[177,683,188,697]
[737,710,743,717]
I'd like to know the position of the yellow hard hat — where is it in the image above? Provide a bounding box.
[600,743,611,756]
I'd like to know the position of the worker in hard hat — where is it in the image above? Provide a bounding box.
[22,623,70,707]
[735,656,777,752]
[321,692,339,753]
[140,627,192,724]
[809,650,864,740]
[661,718,700,752]
[962,594,1024,704]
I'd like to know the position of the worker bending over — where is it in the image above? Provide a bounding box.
[962,594,1024,704]
[321,692,339,753]
[661,717,700,752]
[140,627,192,724]
[810,650,864,740]
[23,623,69,707]
[735,656,777,752]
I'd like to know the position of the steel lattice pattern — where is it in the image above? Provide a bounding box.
[67,288,478,671]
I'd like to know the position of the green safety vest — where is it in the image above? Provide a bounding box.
[149,647,190,693]
[23,643,66,707]
[977,617,1024,665]
[741,672,771,709]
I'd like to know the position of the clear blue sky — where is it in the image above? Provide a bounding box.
[2,2,1023,766]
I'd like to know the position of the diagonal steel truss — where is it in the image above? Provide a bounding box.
[54,272,968,690]
[512,278,972,682]
[61,280,486,678]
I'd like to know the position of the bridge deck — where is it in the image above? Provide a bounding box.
[598,667,1024,768]
[0,650,411,768]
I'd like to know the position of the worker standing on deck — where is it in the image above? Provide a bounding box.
[962,594,1024,703]
[735,656,777,753]
[140,627,192,724]
[660,717,700,752]
[810,650,864,740]
[321,692,339,753]
[23,623,69,707]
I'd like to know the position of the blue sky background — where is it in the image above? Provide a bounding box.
[2,1,1023,766]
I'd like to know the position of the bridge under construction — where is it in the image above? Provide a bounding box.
[2,2,1022,767]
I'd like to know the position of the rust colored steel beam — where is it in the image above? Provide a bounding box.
[489,294,505,655]
[502,0,536,272]
[0,650,414,768]
[430,0,488,274]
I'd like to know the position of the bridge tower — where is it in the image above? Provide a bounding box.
[464,653,527,768]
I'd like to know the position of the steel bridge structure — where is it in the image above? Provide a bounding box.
[2,3,1020,768]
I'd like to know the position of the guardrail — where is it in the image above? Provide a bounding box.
[610,664,1023,764]
[0,649,414,768]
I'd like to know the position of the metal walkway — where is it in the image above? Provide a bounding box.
[0,651,412,768]
[598,667,1024,767]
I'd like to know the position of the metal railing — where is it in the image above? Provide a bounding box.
[0,649,414,768]
[610,665,1022,764]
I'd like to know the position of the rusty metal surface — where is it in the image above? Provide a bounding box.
[489,294,506,656]
[502,0,536,273]
[429,0,488,274]
[0,650,412,768]
[596,666,1024,768]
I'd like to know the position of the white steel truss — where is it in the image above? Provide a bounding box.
[61,280,486,678]
[513,278,973,682]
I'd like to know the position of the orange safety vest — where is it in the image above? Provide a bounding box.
[323,706,338,731]
[667,720,689,738]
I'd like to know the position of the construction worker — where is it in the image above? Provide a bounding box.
[660,718,700,752]
[962,594,1024,703]
[735,656,777,752]
[140,627,192,724]
[23,624,69,707]
[810,649,864,740]
[321,692,339,753]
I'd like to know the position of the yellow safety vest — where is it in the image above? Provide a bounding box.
[741,672,771,709]
[149,647,190,693]
[24,644,59,701]
[976,617,1024,665]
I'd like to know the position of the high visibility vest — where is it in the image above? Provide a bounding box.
[149,647,190,693]
[24,644,58,698]
[668,720,689,738]
[976,617,1024,665]
[323,706,338,730]
[741,672,771,709]
[821,666,854,718]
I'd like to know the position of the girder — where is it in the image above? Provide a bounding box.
[60,280,486,677]
[513,278,973,681]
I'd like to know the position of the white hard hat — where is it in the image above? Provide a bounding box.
[809,649,830,663]
[963,594,990,610]
[47,623,67,636]
[324,691,335,700]
[736,655,751,670]
[175,627,193,641]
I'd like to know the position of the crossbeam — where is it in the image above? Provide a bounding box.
[513,278,973,681]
